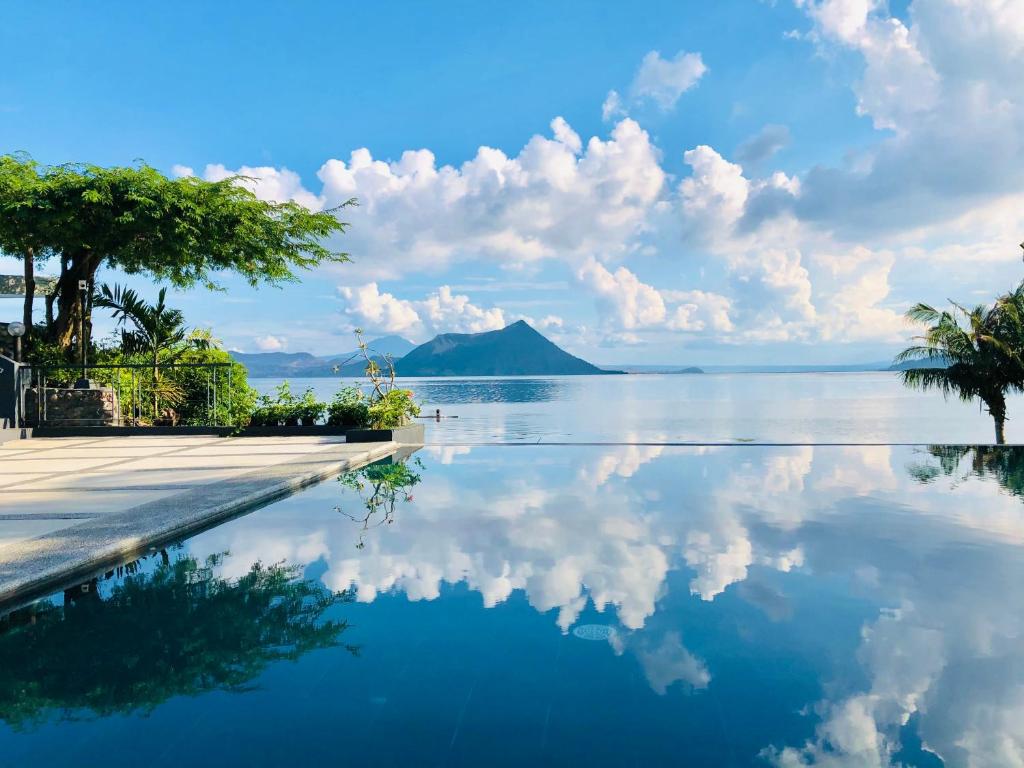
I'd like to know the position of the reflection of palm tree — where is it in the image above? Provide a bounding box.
[0,553,357,728]
[908,445,1024,498]
[897,287,1024,443]
[337,458,423,549]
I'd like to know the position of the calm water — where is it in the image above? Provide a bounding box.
[2,444,1024,766]
[252,373,1022,443]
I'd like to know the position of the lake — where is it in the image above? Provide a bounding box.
[1,444,1021,766]
[253,372,1020,444]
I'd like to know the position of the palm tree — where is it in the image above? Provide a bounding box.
[897,284,1024,444]
[93,284,209,421]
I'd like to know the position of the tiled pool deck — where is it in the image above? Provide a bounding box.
[0,435,401,606]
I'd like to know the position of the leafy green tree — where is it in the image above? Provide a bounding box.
[0,155,353,354]
[897,285,1024,444]
[0,554,357,728]
[0,155,52,340]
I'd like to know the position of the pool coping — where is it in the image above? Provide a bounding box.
[0,440,400,612]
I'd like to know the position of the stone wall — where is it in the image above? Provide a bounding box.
[24,387,120,427]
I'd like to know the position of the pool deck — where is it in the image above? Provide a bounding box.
[0,435,402,608]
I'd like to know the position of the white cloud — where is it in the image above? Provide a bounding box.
[577,257,667,331]
[601,89,625,121]
[337,282,421,335]
[337,282,507,339]
[312,117,665,279]
[634,631,711,695]
[253,334,286,351]
[630,50,708,110]
[418,285,507,335]
[201,163,324,211]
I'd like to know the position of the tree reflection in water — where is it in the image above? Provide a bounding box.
[0,553,357,729]
[908,444,1024,497]
[336,457,423,549]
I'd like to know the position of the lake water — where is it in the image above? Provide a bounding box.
[1,444,1022,766]
[253,372,1021,444]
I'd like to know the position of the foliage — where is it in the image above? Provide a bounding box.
[0,154,354,351]
[0,553,357,728]
[327,385,370,427]
[336,329,420,429]
[897,283,1024,444]
[249,381,324,426]
[908,445,1024,498]
[171,345,257,427]
[337,458,423,548]
[368,388,419,429]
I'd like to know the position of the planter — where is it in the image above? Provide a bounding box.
[345,422,425,444]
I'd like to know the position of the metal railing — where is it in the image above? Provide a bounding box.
[23,362,235,428]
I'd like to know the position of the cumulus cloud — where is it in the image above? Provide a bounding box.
[337,282,509,339]
[337,282,422,335]
[576,257,733,341]
[201,163,325,210]
[253,334,286,351]
[629,50,708,110]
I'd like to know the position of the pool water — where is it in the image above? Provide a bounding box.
[1,445,1022,766]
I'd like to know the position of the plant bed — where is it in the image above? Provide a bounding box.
[344,422,424,444]
[32,425,234,437]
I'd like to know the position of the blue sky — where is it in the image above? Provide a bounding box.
[2,0,1023,364]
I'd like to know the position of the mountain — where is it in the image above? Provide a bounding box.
[887,358,947,372]
[614,368,704,376]
[232,336,415,377]
[396,320,619,376]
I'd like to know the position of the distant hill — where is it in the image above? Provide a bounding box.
[232,335,415,377]
[886,358,948,372]
[617,365,705,374]
[397,320,619,376]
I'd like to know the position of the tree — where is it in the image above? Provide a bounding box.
[0,155,353,353]
[0,155,52,341]
[0,553,357,728]
[93,283,209,419]
[897,284,1024,444]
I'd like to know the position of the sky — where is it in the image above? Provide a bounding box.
[1,0,1023,365]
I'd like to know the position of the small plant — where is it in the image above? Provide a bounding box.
[327,386,370,427]
[249,382,326,426]
[335,329,420,429]
[295,388,326,426]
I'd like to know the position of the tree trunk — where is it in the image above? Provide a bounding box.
[22,248,34,340]
[987,393,1007,445]
[52,250,98,353]
[45,291,55,332]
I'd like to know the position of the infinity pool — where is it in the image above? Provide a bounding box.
[2,445,1022,766]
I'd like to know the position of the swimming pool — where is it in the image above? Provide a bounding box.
[1,444,1021,766]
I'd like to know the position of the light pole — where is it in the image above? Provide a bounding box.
[7,321,25,363]
[75,279,90,389]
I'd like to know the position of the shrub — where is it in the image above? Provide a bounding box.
[250,382,325,426]
[327,386,370,427]
[367,388,419,429]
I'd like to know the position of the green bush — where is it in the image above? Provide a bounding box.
[367,388,420,429]
[327,386,370,427]
[249,382,325,426]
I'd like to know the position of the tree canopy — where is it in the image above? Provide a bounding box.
[0,154,354,351]
[897,283,1024,444]
[0,553,357,728]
